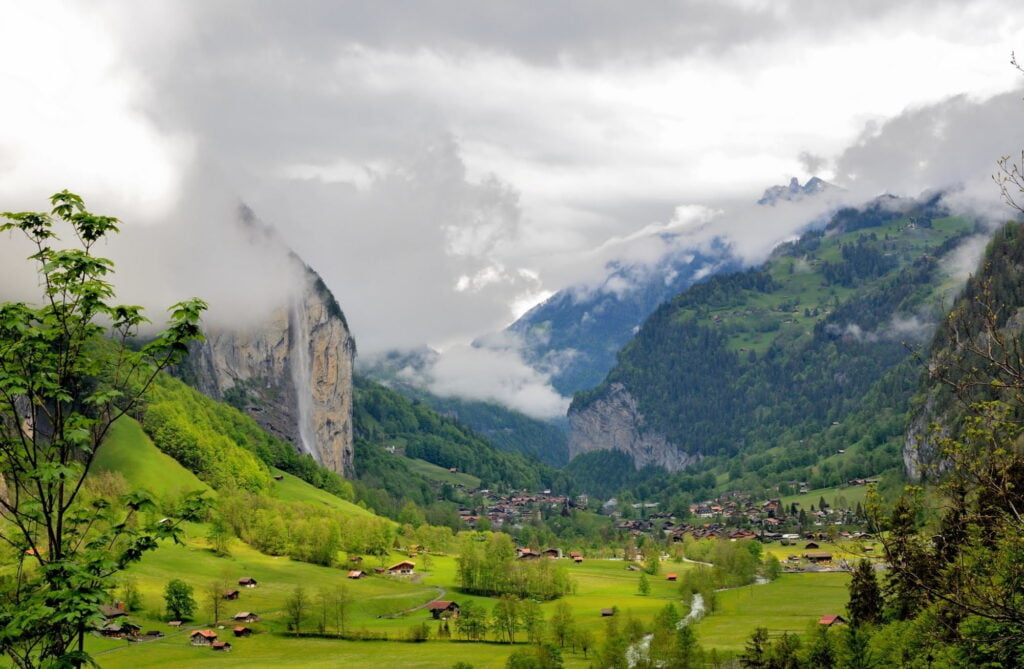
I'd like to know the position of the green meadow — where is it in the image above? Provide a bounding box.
[73,418,857,668]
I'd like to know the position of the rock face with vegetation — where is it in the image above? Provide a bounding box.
[568,382,696,471]
[903,222,1024,479]
[184,269,356,476]
[180,209,356,476]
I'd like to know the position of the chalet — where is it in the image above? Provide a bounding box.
[233,612,260,623]
[222,590,240,600]
[167,621,182,628]
[211,641,232,652]
[818,614,847,627]
[349,555,363,563]
[541,548,562,559]
[387,560,416,575]
[190,630,218,646]
[144,630,164,638]
[99,621,140,639]
[347,570,366,579]
[803,552,833,563]
[99,604,127,620]
[238,577,258,588]
[517,550,540,561]
[666,573,678,581]
[426,601,460,619]
[573,556,584,564]
[804,542,820,549]
[233,626,253,638]
[568,551,582,560]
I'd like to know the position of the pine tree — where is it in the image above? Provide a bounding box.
[847,559,883,626]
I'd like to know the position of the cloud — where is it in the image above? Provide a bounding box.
[2,1,1024,418]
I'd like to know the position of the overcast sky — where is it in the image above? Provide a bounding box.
[2,1,1023,416]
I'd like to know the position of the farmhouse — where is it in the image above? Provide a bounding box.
[819,614,848,627]
[347,570,366,579]
[211,641,232,652]
[541,548,562,559]
[98,622,140,639]
[233,626,253,638]
[99,604,126,620]
[190,630,218,646]
[804,542,820,549]
[387,560,415,575]
[167,621,182,628]
[238,577,258,588]
[803,552,833,563]
[427,601,461,619]
[233,612,261,623]
[222,589,240,600]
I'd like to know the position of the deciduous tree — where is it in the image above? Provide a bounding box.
[0,192,206,668]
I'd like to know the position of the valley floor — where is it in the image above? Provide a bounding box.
[83,531,851,668]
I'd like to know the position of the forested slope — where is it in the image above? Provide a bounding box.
[570,195,981,491]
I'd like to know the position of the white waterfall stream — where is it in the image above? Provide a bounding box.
[289,296,320,464]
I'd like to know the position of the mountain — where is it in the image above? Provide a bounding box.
[568,193,980,489]
[757,176,835,206]
[904,221,1024,479]
[359,350,570,465]
[177,207,356,476]
[508,241,741,396]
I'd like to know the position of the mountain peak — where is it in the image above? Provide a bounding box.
[758,176,834,206]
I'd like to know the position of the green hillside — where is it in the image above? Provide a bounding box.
[93,417,211,499]
[572,196,980,493]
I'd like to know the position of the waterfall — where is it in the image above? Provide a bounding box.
[289,293,321,464]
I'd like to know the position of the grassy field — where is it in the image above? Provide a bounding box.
[269,469,377,518]
[693,573,851,651]
[92,418,211,498]
[779,484,870,510]
[405,458,482,488]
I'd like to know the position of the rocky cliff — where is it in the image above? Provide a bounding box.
[184,269,356,476]
[568,383,698,471]
[179,205,356,477]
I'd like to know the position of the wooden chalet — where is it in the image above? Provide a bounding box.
[211,641,232,652]
[233,612,261,623]
[233,626,253,638]
[238,577,258,588]
[818,614,847,627]
[347,570,366,579]
[99,604,127,620]
[387,560,415,575]
[167,620,182,628]
[98,621,140,639]
[190,630,218,646]
[427,601,461,619]
[803,552,833,563]
[541,548,562,559]
[804,542,820,549]
[222,589,240,600]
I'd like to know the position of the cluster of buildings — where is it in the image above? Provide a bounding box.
[456,489,581,529]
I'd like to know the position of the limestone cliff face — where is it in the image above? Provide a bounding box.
[568,383,698,471]
[183,270,355,476]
